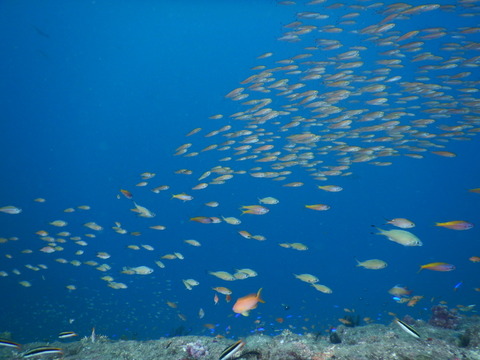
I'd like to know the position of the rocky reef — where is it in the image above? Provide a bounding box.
[429,305,461,330]
[1,316,480,360]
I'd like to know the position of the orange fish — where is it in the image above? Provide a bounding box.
[407,295,423,307]
[232,288,264,316]
[469,256,480,263]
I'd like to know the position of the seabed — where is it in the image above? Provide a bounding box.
[2,316,480,360]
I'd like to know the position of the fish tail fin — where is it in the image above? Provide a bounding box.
[434,222,441,226]
[371,225,383,235]
[417,266,424,274]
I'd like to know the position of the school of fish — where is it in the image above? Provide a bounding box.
[1,0,479,340]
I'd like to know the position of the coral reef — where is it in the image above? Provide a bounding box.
[429,305,461,329]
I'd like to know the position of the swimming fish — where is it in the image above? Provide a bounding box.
[184,239,201,246]
[317,185,343,192]
[49,220,68,227]
[209,271,236,281]
[238,230,252,239]
[182,279,199,290]
[232,288,264,316]
[385,218,415,228]
[418,262,455,273]
[258,197,279,205]
[0,339,21,349]
[240,205,269,215]
[305,204,330,211]
[222,216,241,225]
[0,206,22,214]
[172,193,194,201]
[23,347,63,358]
[394,318,420,339]
[131,202,155,218]
[219,340,246,360]
[84,222,103,231]
[373,227,422,246]
[190,216,221,224]
[212,287,232,295]
[356,259,387,270]
[388,285,411,297]
[120,189,133,199]
[58,331,78,339]
[204,201,218,207]
[453,281,463,292]
[311,283,333,294]
[125,266,154,275]
[435,221,473,230]
[294,273,319,283]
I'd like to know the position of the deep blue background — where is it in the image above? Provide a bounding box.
[0,0,479,343]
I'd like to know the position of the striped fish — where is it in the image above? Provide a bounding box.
[219,340,245,360]
[58,331,77,339]
[22,346,63,358]
[0,339,21,349]
[394,318,421,339]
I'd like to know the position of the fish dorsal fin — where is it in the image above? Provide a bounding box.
[256,288,265,303]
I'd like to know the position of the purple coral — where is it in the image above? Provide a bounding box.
[429,304,461,329]
[185,341,209,359]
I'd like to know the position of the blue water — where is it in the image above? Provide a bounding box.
[0,0,479,344]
